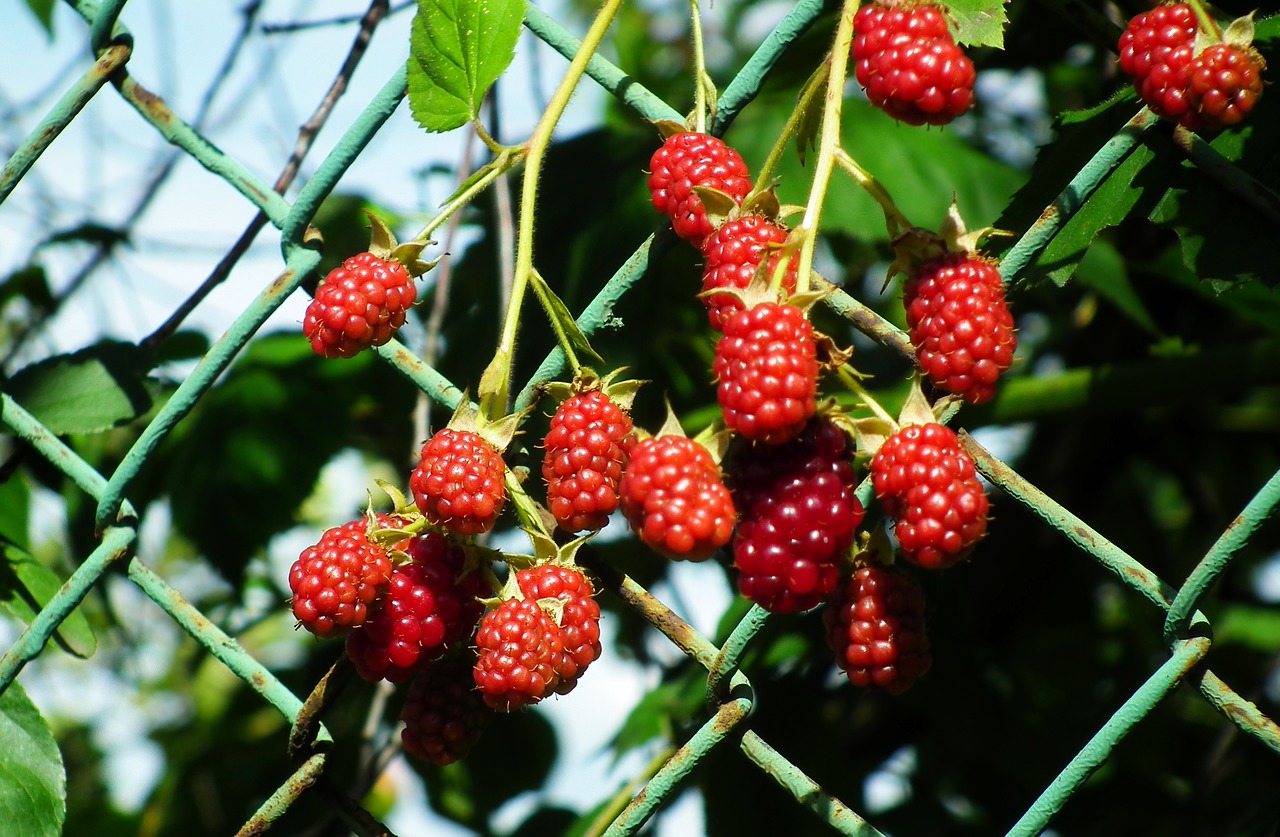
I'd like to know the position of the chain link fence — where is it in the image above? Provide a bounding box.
[2,0,1279,834]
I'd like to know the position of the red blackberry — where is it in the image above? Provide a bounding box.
[853,3,975,126]
[824,564,931,693]
[473,597,565,711]
[618,435,736,561]
[401,655,487,766]
[1186,44,1265,131]
[714,302,819,445]
[517,565,602,693]
[542,390,636,533]
[1117,3,1197,123]
[289,514,399,638]
[410,428,507,536]
[648,132,752,245]
[303,252,416,359]
[700,216,798,332]
[729,418,864,614]
[345,533,487,683]
[903,253,1016,405]
[870,423,988,569]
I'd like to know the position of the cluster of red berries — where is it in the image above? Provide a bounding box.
[1118,2,1265,133]
[852,1,976,126]
[289,513,605,763]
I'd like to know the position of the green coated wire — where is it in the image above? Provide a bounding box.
[0,526,136,692]
[1005,636,1213,836]
[524,4,681,125]
[741,732,886,836]
[999,108,1156,285]
[1165,466,1280,641]
[604,696,754,836]
[0,44,131,205]
[714,0,826,134]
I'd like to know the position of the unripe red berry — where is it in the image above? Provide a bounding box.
[411,428,507,536]
[542,391,636,533]
[825,564,931,693]
[303,252,416,358]
[648,132,752,245]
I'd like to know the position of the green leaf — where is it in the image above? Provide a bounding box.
[4,341,153,435]
[0,266,54,311]
[24,0,55,36]
[0,541,97,659]
[0,478,30,552]
[1215,605,1280,652]
[0,681,66,837]
[529,270,606,367]
[945,0,1008,49]
[407,0,525,133]
[1074,239,1161,336]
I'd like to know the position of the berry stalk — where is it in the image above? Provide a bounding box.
[834,146,911,237]
[490,0,626,416]
[794,0,861,295]
[690,0,709,133]
[834,363,897,426]
[752,61,828,193]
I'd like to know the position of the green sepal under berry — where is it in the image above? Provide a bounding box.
[443,392,526,455]
[539,367,642,407]
[886,200,1011,285]
[364,210,438,278]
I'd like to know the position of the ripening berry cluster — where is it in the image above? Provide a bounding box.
[1118,2,1265,133]
[288,514,605,765]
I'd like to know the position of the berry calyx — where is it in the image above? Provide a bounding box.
[516,565,602,693]
[648,132,752,245]
[824,564,931,693]
[729,417,865,613]
[410,428,507,536]
[852,2,975,126]
[288,514,399,638]
[903,253,1016,405]
[870,422,989,569]
[618,434,736,561]
[473,597,566,711]
[714,301,819,445]
[303,252,416,359]
[542,390,636,533]
[401,655,488,766]
[345,532,487,683]
[700,216,798,332]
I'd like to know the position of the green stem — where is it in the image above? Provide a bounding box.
[412,150,520,243]
[834,364,896,425]
[794,0,860,294]
[691,0,708,132]
[752,62,828,194]
[834,147,912,236]
[473,119,505,155]
[491,0,625,416]
[1185,0,1222,39]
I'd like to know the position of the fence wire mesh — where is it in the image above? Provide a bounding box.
[2,0,1279,835]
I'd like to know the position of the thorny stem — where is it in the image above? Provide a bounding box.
[752,61,828,194]
[691,0,708,133]
[835,364,896,426]
[412,152,517,244]
[492,0,626,416]
[834,147,912,236]
[794,0,860,295]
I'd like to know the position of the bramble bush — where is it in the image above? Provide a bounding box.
[2,0,1280,835]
